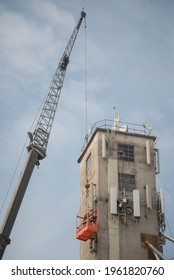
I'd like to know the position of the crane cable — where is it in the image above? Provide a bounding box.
[158,175,174,232]
[157,173,174,259]
[0,12,87,216]
[0,13,87,217]
[158,174,174,203]
[84,14,88,140]
[0,138,27,216]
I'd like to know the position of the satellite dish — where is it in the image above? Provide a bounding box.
[119,125,128,132]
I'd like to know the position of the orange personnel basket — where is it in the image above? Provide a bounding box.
[76,207,98,241]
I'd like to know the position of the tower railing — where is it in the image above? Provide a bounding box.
[81,119,153,152]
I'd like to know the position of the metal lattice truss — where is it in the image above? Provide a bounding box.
[33,68,65,158]
[28,11,86,159]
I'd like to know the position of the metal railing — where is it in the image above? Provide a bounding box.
[81,119,153,152]
[145,241,167,260]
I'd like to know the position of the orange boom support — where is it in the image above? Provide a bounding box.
[76,207,98,241]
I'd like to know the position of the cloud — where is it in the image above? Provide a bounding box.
[0,2,78,103]
[30,0,75,30]
[0,0,174,260]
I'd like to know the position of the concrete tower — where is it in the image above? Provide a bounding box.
[76,116,164,260]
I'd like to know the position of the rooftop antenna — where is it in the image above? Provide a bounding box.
[112,106,120,130]
[148,124,153,135]
[143,121,153,135]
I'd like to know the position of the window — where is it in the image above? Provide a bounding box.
[118,173,135,192]
[118,144,134,162]
[86,154,92,177]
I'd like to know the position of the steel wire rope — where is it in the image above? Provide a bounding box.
[78,192,87,214]
[78,186,93,215]
[163,217,174,259]
[157,175,174,233]
[165,216,174,240]
[87,188,96,206]
[84,14,88,139]
[0,138,27,216]
[77,184,97,226]
[157,174,174,258]
[77,17,89,216]
[157,174,174,202]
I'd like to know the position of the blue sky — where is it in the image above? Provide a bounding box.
[0,0,174,259]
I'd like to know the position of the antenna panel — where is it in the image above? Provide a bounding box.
[155,149,160,174]
[146,185,152,209]
[110,187,117,214]
[146,140,151,165]
[160,187,165,214]
[102,134,107,158]
[133,190,140,217]
[157,149,160,173]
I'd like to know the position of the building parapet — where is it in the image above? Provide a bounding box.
[80,119,154,155]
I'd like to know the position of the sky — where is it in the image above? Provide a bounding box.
[0,0,174,260]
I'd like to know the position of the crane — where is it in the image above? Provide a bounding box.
[0,10,86,259]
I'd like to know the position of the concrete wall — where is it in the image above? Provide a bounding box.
[78,128,158,260]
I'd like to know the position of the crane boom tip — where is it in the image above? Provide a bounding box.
[81,9,86,18]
